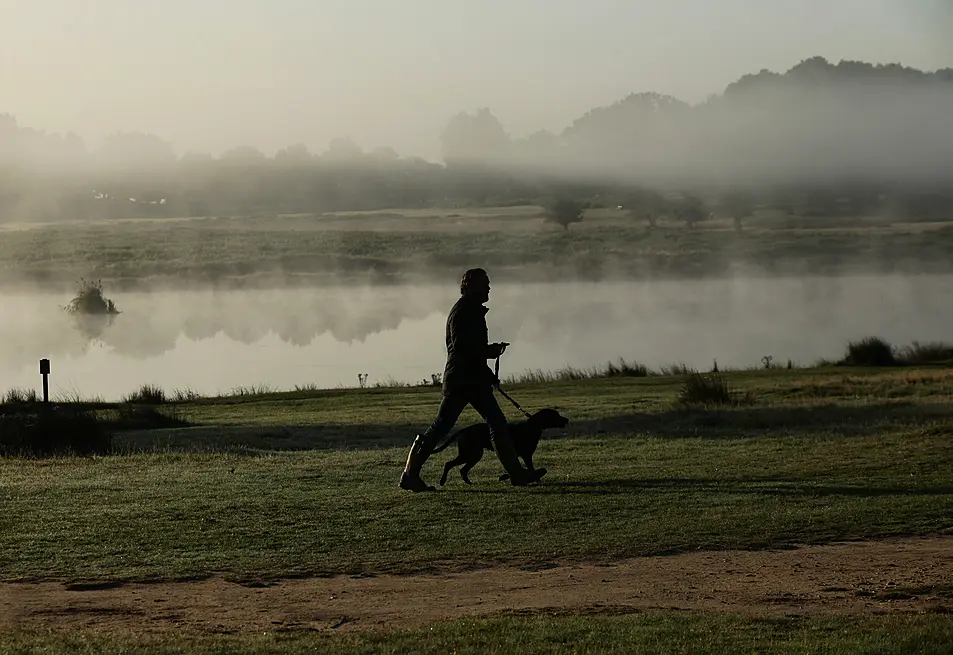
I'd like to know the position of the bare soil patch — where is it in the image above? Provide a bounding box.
[2,536,951,635]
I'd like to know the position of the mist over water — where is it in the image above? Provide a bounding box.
[1,274,950,401]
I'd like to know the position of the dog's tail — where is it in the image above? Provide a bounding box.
[430,431,460,454]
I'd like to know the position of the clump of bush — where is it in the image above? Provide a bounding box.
[840,337,896,366]
[63,278,120,316]
[605,358,649,377]
[171,388,203,402]
[0,404,112,457]
[838,337,953,367]
[896,341,953,365]
[659,363,692,376]
[677,371,754,407]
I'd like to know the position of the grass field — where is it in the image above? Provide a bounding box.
[2,364,953,652]
[2,208,952,290]
[2,206,953,651]
[4,614,952,654]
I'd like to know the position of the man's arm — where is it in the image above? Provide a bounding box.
[449,304,488,359]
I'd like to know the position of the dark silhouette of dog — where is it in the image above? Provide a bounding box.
[433,408,569,486]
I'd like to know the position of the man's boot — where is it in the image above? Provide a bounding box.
[398,434,436,492]
[491,430,547,486]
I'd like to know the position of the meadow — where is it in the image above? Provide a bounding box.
[1,206,953,291]
[1,209,953,652]
[2,359,952,653]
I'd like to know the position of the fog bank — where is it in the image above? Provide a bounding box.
[1,274,950,400]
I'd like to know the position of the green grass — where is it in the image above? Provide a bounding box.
[4,612,952,654]
[2,214,952,288]
[2,430,949,582]
[3,210,953,649]
[506,357,649,384]
[2,366,953,650]
[1,368,952,583]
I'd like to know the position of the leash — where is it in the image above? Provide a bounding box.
[494,348,532,418]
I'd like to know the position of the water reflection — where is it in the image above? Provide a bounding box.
[1,274,951,401]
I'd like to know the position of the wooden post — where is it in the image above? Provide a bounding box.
[39,359,50,404]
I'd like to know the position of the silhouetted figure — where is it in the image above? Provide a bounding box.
[398,268,547,491]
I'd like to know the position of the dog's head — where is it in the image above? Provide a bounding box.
[528,408,570,431]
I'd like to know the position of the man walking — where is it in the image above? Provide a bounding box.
[399,268,547,492]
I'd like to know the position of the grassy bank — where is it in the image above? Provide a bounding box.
[2,364,953,652]
[2,366,952,583]
[5,612,953,654]
[2,211,953,289]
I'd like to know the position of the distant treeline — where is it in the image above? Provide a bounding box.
[2,57,953,223]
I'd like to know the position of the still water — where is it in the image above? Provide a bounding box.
[1,274,950,401]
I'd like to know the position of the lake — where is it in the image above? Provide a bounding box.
[1,274,950,401]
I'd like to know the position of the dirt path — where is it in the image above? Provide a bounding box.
[2,536,951,635]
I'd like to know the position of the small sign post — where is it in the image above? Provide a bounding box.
[39,358,50,404]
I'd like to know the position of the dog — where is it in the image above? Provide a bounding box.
[432,408,570,486]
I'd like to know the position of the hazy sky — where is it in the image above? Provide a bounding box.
[1,0,950,160]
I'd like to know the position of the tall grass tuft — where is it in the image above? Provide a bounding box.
[658,362,692,377]
[504,358,649,385]
[3,388,39,404]
[229,384,276,397]
[122,384,167,405]
[605,358,649,377]
[677,371,754,407]
[63,278,120,316]
[896,341,953,365]
[171,388,203,402]
[53,389,105,404]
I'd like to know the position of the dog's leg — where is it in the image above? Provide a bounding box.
[440,455,468,486]
[459,449,485,485]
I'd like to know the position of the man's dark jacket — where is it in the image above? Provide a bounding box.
[442,295,496,394]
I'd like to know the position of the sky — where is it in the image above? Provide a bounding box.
[1,0,950,160]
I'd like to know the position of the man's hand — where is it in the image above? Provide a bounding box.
[487,342,509,359]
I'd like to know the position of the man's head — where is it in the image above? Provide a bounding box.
[460,268,490,303]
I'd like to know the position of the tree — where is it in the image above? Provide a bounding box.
[96,132,177,171]
[676,193,710,229]
[720,190,756,232]
[220,145,267,164]
[545,198,585,231]
[275,143,312,164]
[324,137,363,161]
[626,189,669,228]
[369,146,400,162]
[562,92,691,147]
[512,130,560,165]
[439,108,511,167]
